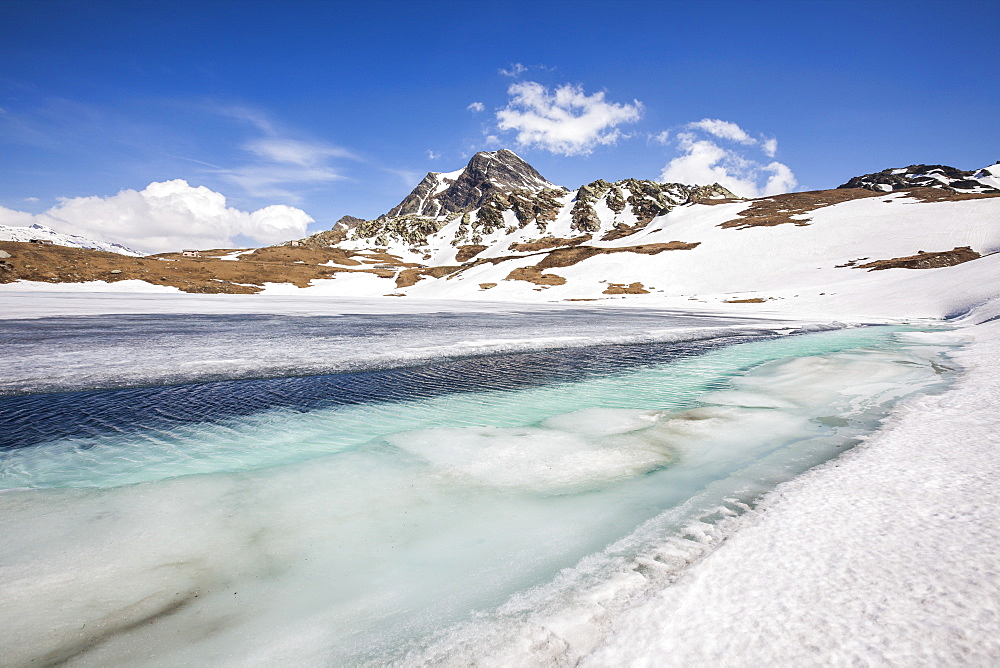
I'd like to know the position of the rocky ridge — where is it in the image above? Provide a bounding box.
[324,149,738,253]
[838,162,1000,193]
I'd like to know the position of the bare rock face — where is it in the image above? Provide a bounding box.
[838,163,1000,193]
[333,215,366,231]
[385,149,559,218]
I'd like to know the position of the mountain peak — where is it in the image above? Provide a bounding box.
[384,149,560,218]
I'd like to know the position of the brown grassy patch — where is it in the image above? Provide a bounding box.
[508,235,591,252]
[455,244,489,262]
[600,225,644,241]
[720,189,881,229]
[0,241,392,293]
[890,187,1000,203]
[505,266,566,286]
[855,246,981,271]
[603,282,649,295]
[395,265,462,288]
[535,242,699,269]
[724,297,766,303]
[479,282,497,289]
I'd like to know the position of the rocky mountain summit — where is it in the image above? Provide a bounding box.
[385,149,557,218]
[839,162,1000,193]
[315,150,738,250]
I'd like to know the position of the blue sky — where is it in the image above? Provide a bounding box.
[1,0,998,251]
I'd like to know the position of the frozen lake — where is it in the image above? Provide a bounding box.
[0,307,959,665]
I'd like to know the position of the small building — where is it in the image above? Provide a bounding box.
[181,249,201,257]
[29,239,54,245]
[289,240,303,247]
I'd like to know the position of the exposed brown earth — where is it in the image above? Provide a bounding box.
[395,265,462,288]
[535,242,700,269]
[508,235,591,252]
[855,246,981,271]
[724,297,767,303]
[720,189,881,229]
[504,266,567,286]
[0,241,397,293]
[600,225,645,241]
[603,282,649,295]
[893,187,1000,203]
[479,283,497,290]
[455,244,489,262]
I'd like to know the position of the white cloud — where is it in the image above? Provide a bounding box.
[761,136,778,158]
[660,126,797,198]
[495,81,643,156]
[206,107,353,201]
[467,101,485,113]
[23,196,39,202]
[0,180,312,253]
[650,130,671,145]
[761,161,796,195]
[243,138,354,167]
[687,118,757,145]
[499,63,527,77]
[427,150,441,160]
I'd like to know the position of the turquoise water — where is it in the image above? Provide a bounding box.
[0,325,957,665]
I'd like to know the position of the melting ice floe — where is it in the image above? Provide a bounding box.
[0,327,960,666]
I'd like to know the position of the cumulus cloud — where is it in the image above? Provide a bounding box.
[499,63,528,77]
[467,101,485,113]
[495,81,643,156]
[660,124,797,198]
[0,180,312,253]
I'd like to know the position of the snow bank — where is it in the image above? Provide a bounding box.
[586,321,1000,665]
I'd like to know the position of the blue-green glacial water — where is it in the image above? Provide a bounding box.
[0,324,958,666]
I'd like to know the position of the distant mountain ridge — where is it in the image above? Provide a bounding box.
[0,223,144,256]
[839,162,1000,193]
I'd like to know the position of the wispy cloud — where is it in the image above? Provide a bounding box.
[495,81,643,156]
[205,107,356,201]
[427,149,441,160]
[650,130,671,145]
[243,137,355,166]
[467,101,485,113]
[499,63,528,77]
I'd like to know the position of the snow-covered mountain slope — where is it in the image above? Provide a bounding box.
[379,187,999,314]
[0,223,144,256]
[385,149,560,218]
[839,162,1000,194]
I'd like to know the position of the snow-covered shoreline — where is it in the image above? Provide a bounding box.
[586,318,1000,665]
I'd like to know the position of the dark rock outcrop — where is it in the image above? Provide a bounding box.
[838,164,999,193]
[385,149,559,218]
